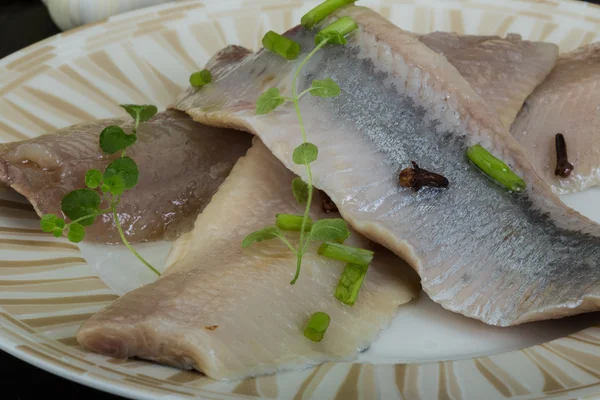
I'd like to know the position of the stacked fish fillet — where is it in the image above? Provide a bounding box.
[2,4,600,381]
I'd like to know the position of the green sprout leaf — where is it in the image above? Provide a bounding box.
[310,78,340,98]
[85,169,103,189]
[99,126,137,155]
[103,157,139,189]
[241,226,283,248]
[102,175,125,196]
[309,218,350,243]
[292,143,318,165]
[292,177,309,204]
[67,222,85,243]
[120,104,158,124]
[61,189,101,226]
[40,213,62,233]
[256,88,286,115]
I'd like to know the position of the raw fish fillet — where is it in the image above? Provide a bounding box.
[511,42,600,194]
[420,32,558,128]
[76,138,419,380]
[0,110,251,243]
[172,6,600,326]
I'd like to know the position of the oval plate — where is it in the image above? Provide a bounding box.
[1,0,600,398]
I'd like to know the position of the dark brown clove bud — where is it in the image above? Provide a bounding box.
[554,133,574,178]
[320,191,338,213]
[399,161,449,191]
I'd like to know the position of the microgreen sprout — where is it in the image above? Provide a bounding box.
[40,104,161,277]
[242,16,369,287]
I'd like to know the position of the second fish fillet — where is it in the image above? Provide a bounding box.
[76,138,420,380]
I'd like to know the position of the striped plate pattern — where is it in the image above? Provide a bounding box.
[1,0,600,398]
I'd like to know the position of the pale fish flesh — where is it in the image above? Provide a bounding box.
[0,110,252,243]
[172,6,600,327]
[76,138,420,380]
[511,42,600,194]
[420,31,558,128]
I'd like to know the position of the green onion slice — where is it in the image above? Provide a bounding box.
[301,0,357,29]
[334,263,368,306]
[189,69,212,88]
[317,242,373,267]
[466,145,526,192]
[262,31,301,60]
[314,16,358,45]
[276,214,313,231]
[303,311,330,342]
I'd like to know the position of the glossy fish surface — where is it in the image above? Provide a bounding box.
[420,31,557,128]
[0,110,252,243]
[76,138,419,380]
[172,6,600,326]
[511,42,600,194]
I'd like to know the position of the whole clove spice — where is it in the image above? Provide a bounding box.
[399,161,449,191]
[554,133,574,178]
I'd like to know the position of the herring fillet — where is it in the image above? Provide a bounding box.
[511,42,600,194]
[420,32,557,128]
[0,110,251,243]
[171,5,600,326]
[76,138,420,380]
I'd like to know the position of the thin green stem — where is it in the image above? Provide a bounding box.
[66,213,99,226]
[113,208,161,276]
[65,206,112,227]
[291,255,303,285]
[290,175,313,285]
[277,234,299,255]
[297,88,315,99]
[133,115,140,134]
[291,39,329,143]
[289,39,328,284]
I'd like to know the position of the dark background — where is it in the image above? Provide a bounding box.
[1,0,599,398]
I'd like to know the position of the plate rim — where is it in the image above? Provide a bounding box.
[1,0,600,399]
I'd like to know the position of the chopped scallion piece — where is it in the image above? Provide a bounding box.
[262,31,301,60]
[303,311,330,342]
[301,0,357,29]
[317,242,373,267]
[276,214,313,231]
[334,263,368,306]
[315,16,358,45]
[466,144,526,192]
[189,69,212,88]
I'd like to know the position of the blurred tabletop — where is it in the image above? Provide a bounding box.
[1,0,600,399]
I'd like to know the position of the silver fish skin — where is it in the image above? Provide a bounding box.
[171,6,600,327]
[0,110,252,243]
[76,138,419,380]
[420,31,558,128]
[511,42,600,194]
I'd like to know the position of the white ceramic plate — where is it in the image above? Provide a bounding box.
[1,0,600,398]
